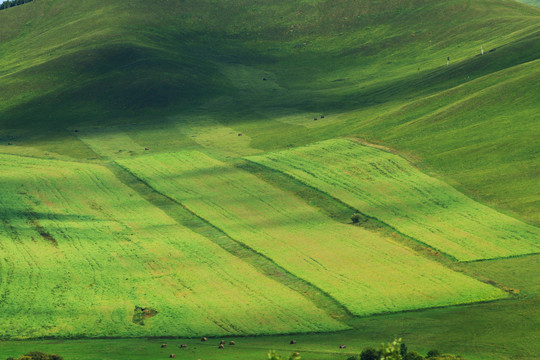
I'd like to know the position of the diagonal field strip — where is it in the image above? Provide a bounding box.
[248,139,540,261]
[0,154,347,339]
[118,150,506,317]
[106,161,355,323]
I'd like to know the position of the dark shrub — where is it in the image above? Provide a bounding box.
[351,212,365,224]
[404,351,424,360]
[360,347,380,360]
[401,343,408,357]
[427,349,441,358]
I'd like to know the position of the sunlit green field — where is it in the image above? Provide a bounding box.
[1,254,538,360]
[116,150,505,316]
[249,139,540,261]
[0,154,346,339]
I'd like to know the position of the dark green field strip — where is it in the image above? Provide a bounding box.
[106,161,355,324]
[456,254,540,296]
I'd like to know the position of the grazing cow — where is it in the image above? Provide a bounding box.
[314,118,317,121]
[220,340,226,345]
[229,341,236,345]
[218,344,225,349]
[7,142,12,145]
[180,344,187,348]
[170,354,176,358]
[238,133,242,136]
[201,337,208,342]
[145,147,150,151]
[339,345,347,349]
[161,344,167,348]
[321,115,325,119]
[290,340,297,344]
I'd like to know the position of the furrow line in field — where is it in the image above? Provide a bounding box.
[105,161,355,324]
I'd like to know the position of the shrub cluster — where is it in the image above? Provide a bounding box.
[6,351,63,360]
[272,338,467,360]
[0,0,34,11]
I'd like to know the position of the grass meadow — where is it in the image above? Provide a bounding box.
[0,154,347,339]
[0,0,538,359]
[117,151,505,316]
[249,139,540,261]
[1,255,538,360]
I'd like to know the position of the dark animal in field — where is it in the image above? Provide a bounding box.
[161,344,167,348]
[290,340,297,344]
[229,341,236,345]
[314,118,317,120]
[220,340,226,345]
[180,344,187,348]
[145,147,150,150]
[74,129,79,132]
[201,337,208,342]
[218,344,225,349]
[263,78,267,81]
[238,133,242,136]
[7,142,12,145]
[321,115,325,118]
[170,354,176,358]
[339,345,347,349]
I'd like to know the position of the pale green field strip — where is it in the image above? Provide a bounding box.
[248,139,540,261]
[0,154,346,339]
[118,151,505,317]
[77,127,147,159]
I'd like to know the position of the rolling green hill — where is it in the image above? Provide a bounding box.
[0,0,538,357]
[1,0,538,223]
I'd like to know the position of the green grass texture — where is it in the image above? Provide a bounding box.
[0,154,347,339]
[117,150,505,316]
[249,138,540,261]
[0,0,538,225]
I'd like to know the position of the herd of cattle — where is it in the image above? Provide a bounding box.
[161,338,347,358]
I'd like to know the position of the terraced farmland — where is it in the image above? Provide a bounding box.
[118,151,505,317]
[0,154,346,339]
[248,139,540,261]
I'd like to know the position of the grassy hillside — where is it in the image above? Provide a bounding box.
[2,0,537,223]
[115,150,504,316]
[0,0,538,356]
[0,154,347,339]
[249,139,540,261]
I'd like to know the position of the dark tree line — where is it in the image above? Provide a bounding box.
[0,0,34,11]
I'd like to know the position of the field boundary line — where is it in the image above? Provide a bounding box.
[0,151,101,165]
[105,161,356,325]
[461,252,540,264]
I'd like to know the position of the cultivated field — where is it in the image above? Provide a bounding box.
[249,139,540,261]
[118,151,505,316]
[0,154,346,339]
